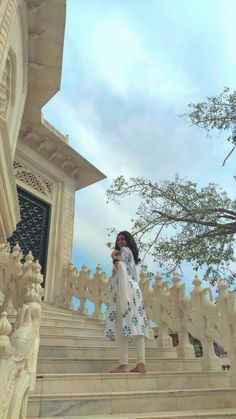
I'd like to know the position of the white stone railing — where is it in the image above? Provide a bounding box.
[64,264,109,319]
[65,263,236,383]
[0,242,43,419]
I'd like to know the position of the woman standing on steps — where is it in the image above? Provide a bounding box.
[105,231,149,373]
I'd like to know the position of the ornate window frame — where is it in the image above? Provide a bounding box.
[13,159,54,202]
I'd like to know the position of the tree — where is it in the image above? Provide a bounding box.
[106,175,236,287]
[183,86,236,165]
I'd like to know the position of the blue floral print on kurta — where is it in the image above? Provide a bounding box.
[108,310,116,321]
[123,325,132,336]
[105,246,149,341]
[132,316,138,325]
[106,329,115,341]
[138,305,144,316]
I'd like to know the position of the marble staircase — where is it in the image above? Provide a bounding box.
[27,303,236,418]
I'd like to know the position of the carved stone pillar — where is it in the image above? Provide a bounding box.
[177,327,195,359]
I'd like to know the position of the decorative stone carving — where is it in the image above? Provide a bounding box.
[88,266,109,319]
[66,263,108,319]
[65,263,236,382]
[0,56,10,118]
[0,311,12,347]
[0,242,43,419]
[0,1,17,67]
[63,189,74,261]
[183,276,221,370]
[13,160,53,200]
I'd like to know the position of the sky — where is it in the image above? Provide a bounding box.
[43,0,236,294]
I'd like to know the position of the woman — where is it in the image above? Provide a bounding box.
[105,231,149,373]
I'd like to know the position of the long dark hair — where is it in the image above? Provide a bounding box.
[115,231,140,265]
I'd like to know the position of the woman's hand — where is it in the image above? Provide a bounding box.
[111,250,120,268]
[111,250,119,261]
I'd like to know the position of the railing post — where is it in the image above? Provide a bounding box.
[0,242,43,419]
[216,280,236,384]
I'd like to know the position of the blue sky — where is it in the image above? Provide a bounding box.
[44,0,236,292]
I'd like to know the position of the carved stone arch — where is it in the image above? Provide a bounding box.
[0,48,17,119]
[0,54,11,118]
[15,0,28,105]
[7,47,17,111]
[9,0,28,155]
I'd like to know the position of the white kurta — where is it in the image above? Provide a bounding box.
[105,247,149,341]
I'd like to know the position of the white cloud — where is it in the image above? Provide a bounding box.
[73,184,136,266]
[44,1,236,284]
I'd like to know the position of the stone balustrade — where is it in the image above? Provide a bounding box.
[66,263,236,384]
[0,242,43,419]
[65,264,110,319]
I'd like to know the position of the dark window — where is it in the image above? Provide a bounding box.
[9,186,51,287]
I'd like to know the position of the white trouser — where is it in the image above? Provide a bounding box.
[115,302,145,365]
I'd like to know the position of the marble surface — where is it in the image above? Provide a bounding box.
[27,409,236,419]
[28,388,236,417]
[37,357,202,374]
[38,345,176,359]
[35,371,230,395]
[27,304,236,418]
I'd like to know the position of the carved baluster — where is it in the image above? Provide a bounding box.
[65,263,77,310]
[0,244,10,312]
[153,275,174,352]
[0,312,12,350]
[0,242,10,265]
[98,267,109,319]
[139,272,154,338]
[216,280,236,383]
[0,240,43,419]
[18,250,33,305]
[189,276,221,371]
[91,265,106,319]
[3,243,22,314]
[172,275,195,359]
[100,271,109,308]
[21,250,34,280]
[0,313,16,419]
[139,271,150,304]
[77,265,89,315]
[31,260,43,293]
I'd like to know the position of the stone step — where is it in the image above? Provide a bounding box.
[40,325,157,343]
[40,322,105,336]
[9,317,105,336]
[40,335,119,347]
[27,388,236,417]
[9,309,105,328]
[41,314,104,326]
[41,307,105,324]
[35,371,230,395]
[40,331,177,358]
[40,329,104,347]
[37,357,201,374]
[27,408,236,419]
[38,328,155,343]
[39,334,159,349]
[38,344,177,359]
[40,317,105,329]
[42,303,93,316]
[40,330,176,352]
